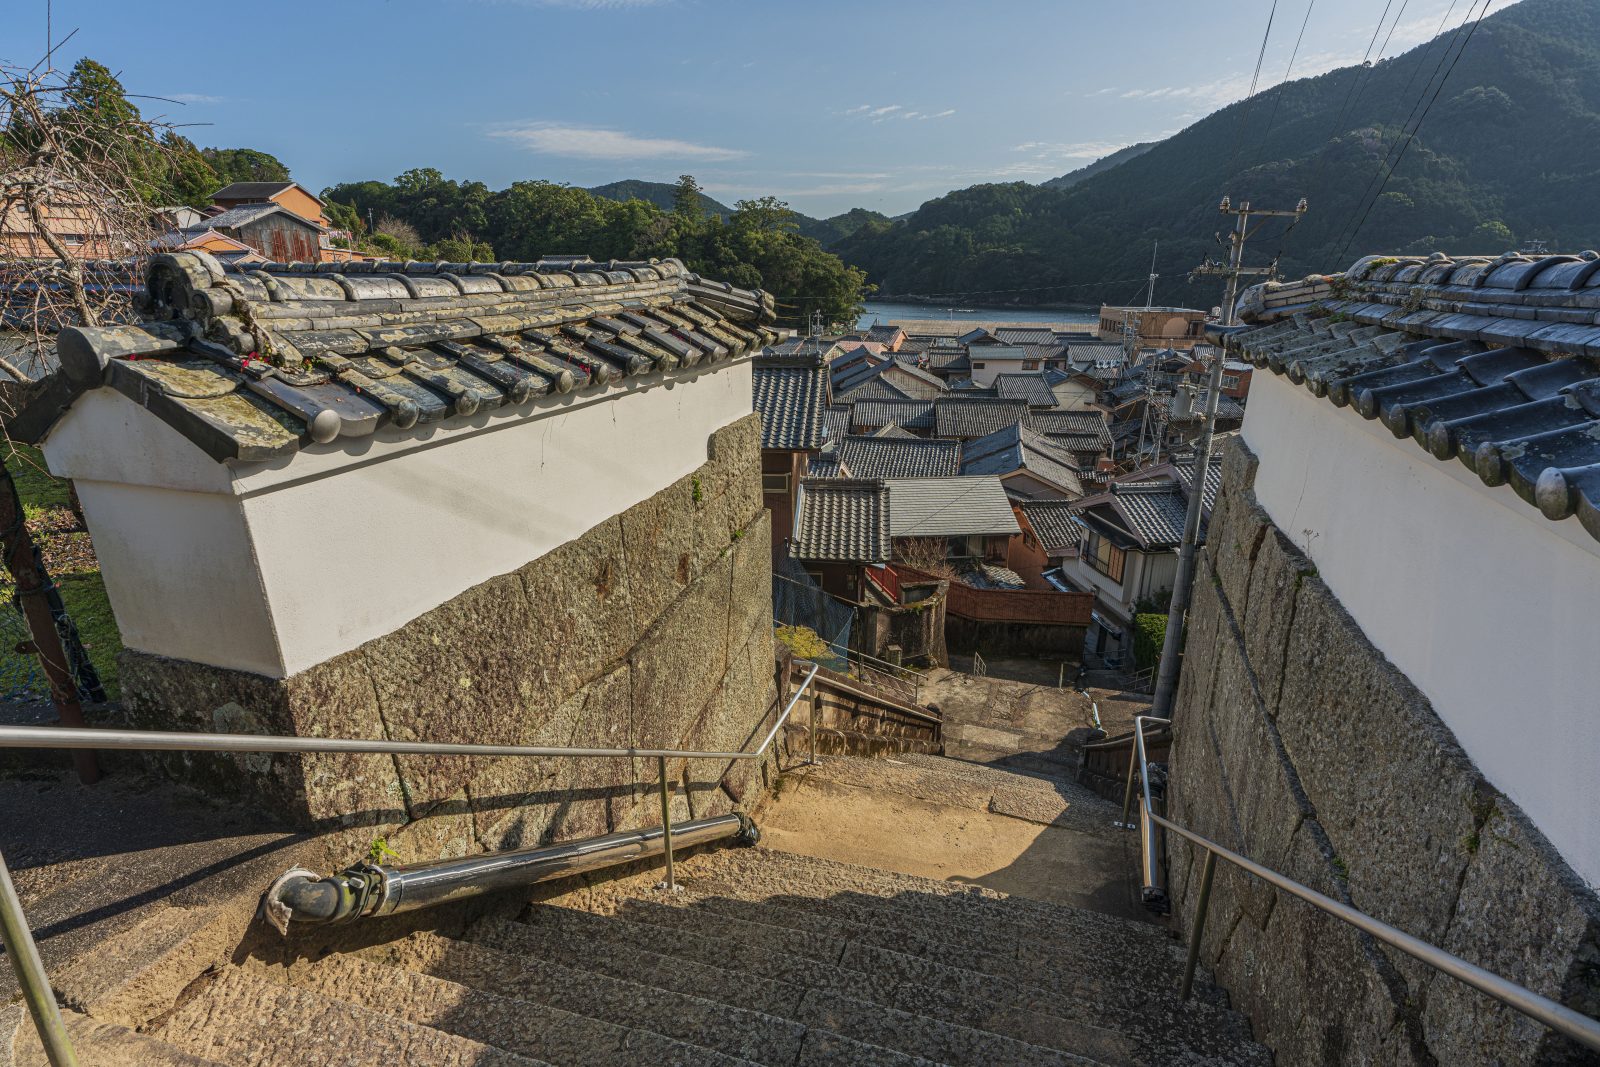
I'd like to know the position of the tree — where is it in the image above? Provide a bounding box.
[160,132,219,209]
[201,147,290,186]
[672,174,704,221]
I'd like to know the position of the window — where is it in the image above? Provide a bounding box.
[761,471,791,495]
[1222,374,1242,390]
[1085,531,1126,583]
[972,361,986,370]
[1022,360,1040,370]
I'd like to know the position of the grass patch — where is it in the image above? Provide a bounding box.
[0,445,123,702]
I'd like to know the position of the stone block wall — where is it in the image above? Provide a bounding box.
[1168,438,1600,1066]
[120,414,779,866]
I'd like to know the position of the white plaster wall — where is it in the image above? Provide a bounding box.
[44,361,754,679]
[1242,371,1600,889]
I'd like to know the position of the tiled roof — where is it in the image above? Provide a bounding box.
[883,476,1022,538]
[1032,409,1110,442]
[992,327,1057,345]
[36,252,776,461]
[824,405,853,441]
[958,559,1028,590]
[210,181,300,201]
[1172,453,1224,513]
[1227,250,1600,544]
[836,375,914,403]
[865,323,905,344]
[752,361,828,450]
[1019,499,1085,553]
[1022,343,1068,362]
[205,203,324,232]
[993,373,1059,407]
[1077,481,1191,549]
[960,422,1084,498]
[934,397,1032,438]
[870,423,918,439]
[837,435,961,479]
[851,398,935,432]
[807,449,845,478]
[791,479,891,563]
[1065,342,1125,367]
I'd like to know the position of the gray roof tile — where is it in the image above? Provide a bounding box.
[753,362,829,450]
[837,435,961,479]
[960,422,1085,498]
[1231,250,1600,545]
[1019,500,1085,553]
[851,398,936,431]
[994,372,1059,407]
[934,397,1032,438]
[791,478,891,563]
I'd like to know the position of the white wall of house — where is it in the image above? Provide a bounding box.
[968,348,1031,387]
[45,361,755,679]
[1243,371,1600,889]
[1051,379,1099,410]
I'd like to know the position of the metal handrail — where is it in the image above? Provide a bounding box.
[0,664,820,1067]
[1121,714,1600,1053]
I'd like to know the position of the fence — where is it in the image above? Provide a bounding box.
[772,559,852,670]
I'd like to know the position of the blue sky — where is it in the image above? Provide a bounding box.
[11,0,1517,218]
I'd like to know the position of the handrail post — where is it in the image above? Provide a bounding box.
[1180,849,1217,1001]
[1119,737,1138,830]
[808,695,818,766]
[0,847,78,1066]
[655,756,678,893]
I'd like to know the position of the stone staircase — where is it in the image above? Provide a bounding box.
[9,756,1272,1067]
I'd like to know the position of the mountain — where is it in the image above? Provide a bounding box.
[1041,142,1157,189]
[587,179,733,218]
[795,207,892,247]
[835,0,1600,307]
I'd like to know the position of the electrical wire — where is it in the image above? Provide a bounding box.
[1299,0,1399,204]
[1333,0,1491,263]
[1219,0,1282,192]
[773,275,1152,307]
[1249,0,1319,173]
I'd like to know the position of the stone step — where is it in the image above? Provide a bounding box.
[499,906,1136,1062]
[563,886,1264,1064]
[356,929,808,1065]
[5,1007,224,1067]
[156,968,548,1067]
[679,883,1206,1010]
[265,951,759,1067]
[480,915,1120,1067]
[897,752,1115,808]
[699,846,1174,949]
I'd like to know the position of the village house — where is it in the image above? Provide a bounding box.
[1097,303,1208,351]
[751,350,830,564]
[959,421,1085,500]
[208,180,331,227]
[1013,498,1085,590]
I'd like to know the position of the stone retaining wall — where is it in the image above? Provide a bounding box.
[120,415,778,867]
[1169,438,1600,1066]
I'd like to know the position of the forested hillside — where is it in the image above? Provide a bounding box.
[835,0,1600,306]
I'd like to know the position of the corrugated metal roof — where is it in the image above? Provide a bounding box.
[791,479,891,562]
[883,476,1022,538]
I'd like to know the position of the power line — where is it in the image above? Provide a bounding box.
[1327,0,1479,255]
[1333,0,1491,263]
[1300,0,1399,206]
[1219,0,1282,191]
[773,275,1152,306]
[1249,0,1319,172]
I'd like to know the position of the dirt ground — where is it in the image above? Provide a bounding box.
[758,773,1147,921]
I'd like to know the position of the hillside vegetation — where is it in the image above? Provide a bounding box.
[835,0,1600,305]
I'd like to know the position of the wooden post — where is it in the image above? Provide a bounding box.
[0,464,98,784]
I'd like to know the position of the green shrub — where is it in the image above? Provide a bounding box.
[1133,613,1167,672]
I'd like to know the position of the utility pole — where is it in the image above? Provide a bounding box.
[1151,195,1307,717]
[1144,240,1159,310]
[1191,196,1307,325]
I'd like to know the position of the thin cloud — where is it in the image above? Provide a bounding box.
[868,104,903,117]
[491,122,746,161]
[1013,140,1132,162]
[843,104,953,122]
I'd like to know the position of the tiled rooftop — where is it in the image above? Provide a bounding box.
[1076,481,1191,549]
[752,359,829,451]
[791,478,891,563]
[1226,250,1600,543]
[993,372,1060,407]
[41,252,777,462]
[850,398,936,432]
[960,422,1085,498]
[1018,499,1085,553]
[933,396,1032,438]
[883,476,1021,539]
[836,435,961,479]
[1031,409,1110,443]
